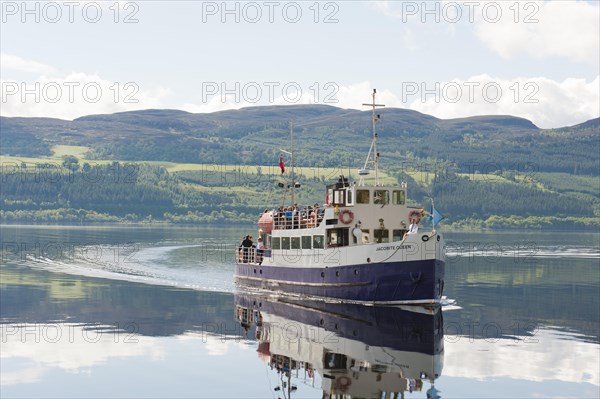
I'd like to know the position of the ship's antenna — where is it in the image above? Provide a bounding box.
[359,89,385,186]
[290,120,295,205]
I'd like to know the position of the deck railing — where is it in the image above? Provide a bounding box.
[272,210,324,230]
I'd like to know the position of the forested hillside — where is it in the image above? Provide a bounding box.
[1,105,598,229]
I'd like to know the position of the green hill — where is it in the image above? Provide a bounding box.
[0,105,598,228]
[2,106,598,173]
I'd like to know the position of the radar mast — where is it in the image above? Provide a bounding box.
[358,89,385,186]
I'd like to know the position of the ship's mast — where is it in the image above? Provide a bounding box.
[359,89,385,186]
[280,120,296,205]
[290,120,295,205]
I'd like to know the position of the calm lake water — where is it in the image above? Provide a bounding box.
[1,225,599,398]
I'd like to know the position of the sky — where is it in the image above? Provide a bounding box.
[0,0,598,128]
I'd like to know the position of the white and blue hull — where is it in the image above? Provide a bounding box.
[235,232,445,304]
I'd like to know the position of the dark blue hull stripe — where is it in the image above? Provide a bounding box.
[235,259,445,303]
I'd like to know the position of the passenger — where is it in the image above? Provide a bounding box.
[285,207,293,229]
[404,219,418,239]
[292,205,299,229]
[256,237,264,265]
[308,207,317,228]
[241,235,253,263]
[278,208,283,229]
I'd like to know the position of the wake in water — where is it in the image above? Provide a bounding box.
[445,243,600,259]
[12,242,237,293]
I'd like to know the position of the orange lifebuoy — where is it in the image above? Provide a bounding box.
[336,376,352,392]
[339,209,354,224]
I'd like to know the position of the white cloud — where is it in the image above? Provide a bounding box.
[182,96,252,114]
[176,332,253,357]
[0,53,56,75]
[1,54,171,120]
[333,81,403,110]
[2,53,596,128]
[177,78,599,128]
[370,1,599,64]
[0,324,165,386]
[406,74,599,128]
[474,0,599,64]
[445,328,600,386]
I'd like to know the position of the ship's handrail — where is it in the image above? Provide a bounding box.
[237,246,257,264]
[272,208,324,230]
[236,246,272,264]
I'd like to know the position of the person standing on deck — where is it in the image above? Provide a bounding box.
[256,238,264,265]
[404,219,418,239]
[241,235,253,263]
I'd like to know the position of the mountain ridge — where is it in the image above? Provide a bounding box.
[1,105,598,174]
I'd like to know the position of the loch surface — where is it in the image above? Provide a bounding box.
[1,225,598,398]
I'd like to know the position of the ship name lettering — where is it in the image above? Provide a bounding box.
[376,244,412,252]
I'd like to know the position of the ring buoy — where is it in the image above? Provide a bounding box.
[335,376,352,392]
[408,210,422,224]
[339,209,354,224]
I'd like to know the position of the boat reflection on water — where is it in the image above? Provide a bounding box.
[234,293,444,398]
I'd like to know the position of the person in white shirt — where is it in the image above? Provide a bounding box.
[256,238,264,265]
[404,219,419,239]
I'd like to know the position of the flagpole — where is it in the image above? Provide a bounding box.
[431,198,435,233]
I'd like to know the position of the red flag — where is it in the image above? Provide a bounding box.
[279,154,285,174]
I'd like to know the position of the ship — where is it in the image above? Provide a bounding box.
[235,90,445,305]
[234,293,444,398]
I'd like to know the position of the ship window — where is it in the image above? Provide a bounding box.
[291,237,300,249]
[323,353,348,370]
[313,235,324,249]
[393,229,406,241]
[374,229,389,243]
[392,190,406,205]
[302,236,312,249]
[333,190,345,205]
[361,229,370,244]
[281,237,290,250]
[374,190,389,205]
[356,190,370,204]
[271,237,280,250]
[327,228,349,247]
[346,189,353,205]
